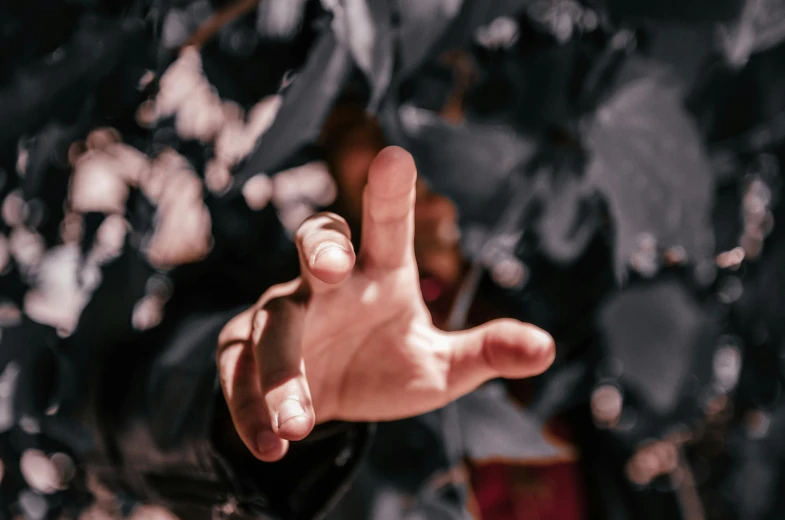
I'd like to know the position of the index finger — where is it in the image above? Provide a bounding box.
[217,314,288,462]
[359,146,418,271]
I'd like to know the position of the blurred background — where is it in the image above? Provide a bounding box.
[2,0,785,518]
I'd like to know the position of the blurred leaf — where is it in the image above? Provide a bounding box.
[0,319,60,430]
[395,0,465,76]
[536,174,598,263]
[256,0,309,41]
[383,103,537,235]
[528,357,594,419]
[525,0,600,43]
[0,17,144,151]
[0,362,19,434]
[323,0,393,110]
[161,9,192,49]
[457,382,571,462]
[532,147,601,264]
[718,0,785,66]
[232,29,353,188]
[396,0,541,78]
[597,280,717,417]
[584,58,715,279]
[641,22,714,90]
[161,2,215,50]
[467,40,579,131]
[688,42,785,150]
[732,199,785,407]
[719,418,784,520]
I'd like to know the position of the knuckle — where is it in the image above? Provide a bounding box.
[217,310,254,352]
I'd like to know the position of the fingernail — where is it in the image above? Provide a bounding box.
[311,242,348,266]
[277,398,306,427]
[257,430,280,454]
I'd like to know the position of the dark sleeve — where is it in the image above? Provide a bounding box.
[88,307,373,520]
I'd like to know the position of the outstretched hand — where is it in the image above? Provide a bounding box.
[217,146,555,461]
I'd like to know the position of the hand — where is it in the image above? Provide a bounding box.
[217,146,555,462]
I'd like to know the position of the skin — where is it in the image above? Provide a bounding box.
[217,146,556,462]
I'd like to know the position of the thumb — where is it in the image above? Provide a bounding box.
[445,319,555,398]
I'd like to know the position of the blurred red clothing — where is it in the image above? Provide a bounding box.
[470,455,586,520]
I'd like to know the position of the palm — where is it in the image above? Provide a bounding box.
[305,267,443,422]
[217,147,554,462]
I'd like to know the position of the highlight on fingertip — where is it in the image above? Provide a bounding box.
[366,146,417,195]
[309,242,354,283]
[530,326,556,358]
